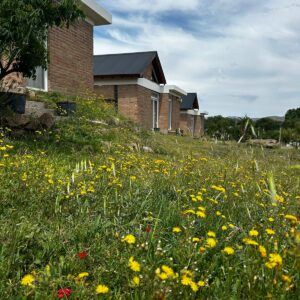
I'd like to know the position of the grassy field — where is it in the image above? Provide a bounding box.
[0,96,299,299]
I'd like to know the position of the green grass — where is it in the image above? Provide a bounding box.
[0,95,299,299]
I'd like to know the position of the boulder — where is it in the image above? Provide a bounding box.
[249,139,279,148]
[25,118,41,131]
[5,114,30,128]
[142,146,154,153]
[39,113,55,129]
[107,116,120,126]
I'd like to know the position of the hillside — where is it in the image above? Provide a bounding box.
[0,94,299,299]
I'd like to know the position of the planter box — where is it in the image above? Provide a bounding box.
[0,92,26,114]
[56,101,76,116]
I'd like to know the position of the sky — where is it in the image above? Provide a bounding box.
[94,0,300,117]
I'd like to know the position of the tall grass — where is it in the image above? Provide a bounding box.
[0,95,299,299]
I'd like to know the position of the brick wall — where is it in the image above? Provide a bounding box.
[180,113,204,137]
[172,96,181,130]
[135,85,154,128]
[143,63,153,81]
[48,20,94,96]
[94,85,114,99]
[159,94,181,132]
[94,82,182,132]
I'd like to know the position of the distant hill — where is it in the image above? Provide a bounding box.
[252,116,285,122]
[225,116,285,122]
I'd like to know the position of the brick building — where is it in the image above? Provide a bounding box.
[94,51,186,132]
[25,0,112,95]
[180,93,206,137]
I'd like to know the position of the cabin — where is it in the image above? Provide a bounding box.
[93,51,186,132]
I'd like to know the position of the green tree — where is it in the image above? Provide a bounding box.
[283,107,300,129]
[0,0,83,82]
[254,118,282,139]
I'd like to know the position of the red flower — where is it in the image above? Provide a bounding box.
[76,250,88,259]
[143,226,151,233]
[57,288,72,298]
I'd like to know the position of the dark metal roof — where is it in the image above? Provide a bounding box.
[181,93,199,110]
[93,51,166,84]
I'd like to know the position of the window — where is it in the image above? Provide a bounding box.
[152,94,159,129]
[27,67,47,91]
[168,96,173,130]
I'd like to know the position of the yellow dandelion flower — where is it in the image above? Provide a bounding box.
[122,234,136,244]
[21,274,35,287]
[249,229,259,237]
[199,246,206,253]
[181,275,193,286]
[196,211,206,218]
[162,265,176,278]
[221,225,228,231]
[266,229,275,235]
[268,217,274,222]
[156,265,177,280]
[281,275,292,283]
[284,214,298,222]
[131,276,140,286]
[172,227,182,233]
[96,284,109,294]
[192,237,200,243]
[206,238,217,248]
[223,246,235,255]
[207,231,216,237]
[265,253,282,269]
[190,281,199,292]
[258,245,267,258]
[242,238,259,246]
[183,209,196,215]
[76,272,89,281]
[198,280,205,287]
[128,256,141,272]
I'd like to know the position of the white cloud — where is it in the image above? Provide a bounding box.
[95,0,300,117]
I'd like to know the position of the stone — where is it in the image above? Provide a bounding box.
[5,114,30,128]
[248,139,279,148]
[107,116,120,126]
[142,146,154,153]
[39,113,55,129]
[27,90,36,99]
[25,118,41,131]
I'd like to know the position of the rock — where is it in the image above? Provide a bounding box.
[126,143,139,151]
[142,146,154,153]
[5,114,30,128]
[249,139,279,148]
[107,117,120,126]
[39,113,55,129]
[88,119,108,126]
[25,118,41,131]
[26,89,36,99]
[25,113,55,131]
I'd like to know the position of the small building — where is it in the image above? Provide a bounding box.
[93,51,186,132]
[180,93,206,137]
[2,0,112,96]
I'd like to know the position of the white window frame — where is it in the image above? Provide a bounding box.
[168,96,173,130]
[152,94,159,129]
[27,39,48,92]
[27,67,48,92]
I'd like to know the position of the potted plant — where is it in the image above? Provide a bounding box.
[0,74,26,114]
[56,100,77,116]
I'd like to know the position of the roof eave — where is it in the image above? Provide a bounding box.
[163,85,187,97]
[80,0,112,25]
